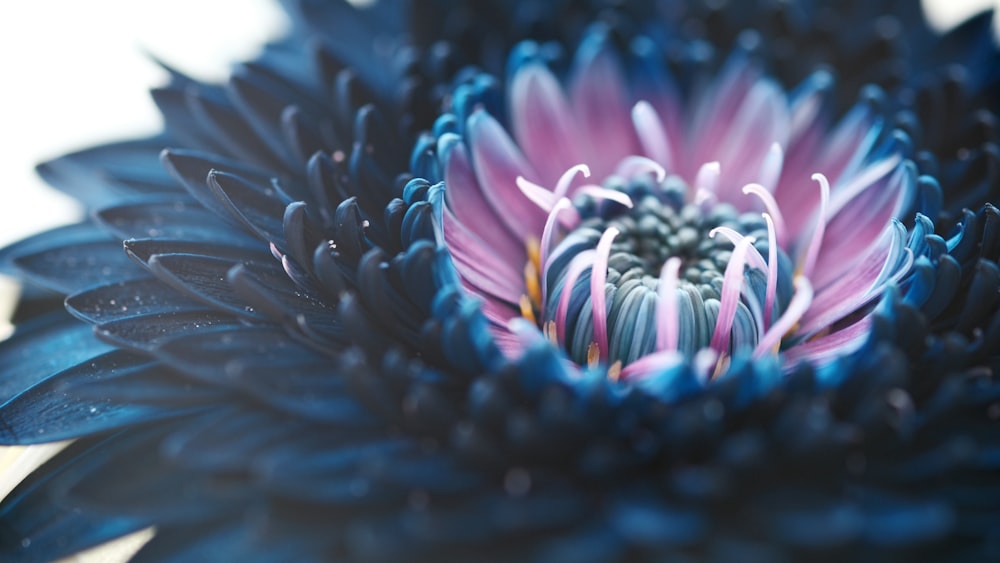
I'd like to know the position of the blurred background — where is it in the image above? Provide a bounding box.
[0,0,288,249]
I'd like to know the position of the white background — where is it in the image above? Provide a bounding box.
[0,0,996,248]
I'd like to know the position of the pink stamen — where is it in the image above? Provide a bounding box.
[553,164,591,200]
[555,249,597,345]
[695,161,721,196]
[655,257,682,352]
[742,183,787,246]
[707,227,768,272]
[632,100,674,171]
[591,227,620,362]
[801,173,830,278]
[709,233,755,353]
[614,156,666,183]
[619,349,683,382]
[574,186,635,209]
[693,348,719,386]
[762,213,778,329]
[753,276,813,358]
[516,176,557,211]
[540,198,577,311]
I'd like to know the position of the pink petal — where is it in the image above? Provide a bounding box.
[632,101,675,171]
[784,316,872,366]
[509,64,585,185]
[441,205,525,305]
[569,38,640,180]
[444,140,524,260]
[467,110,549,236]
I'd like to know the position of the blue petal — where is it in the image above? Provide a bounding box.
[0,314,112,410]
[0,351,199,444]
[0,438,148,562]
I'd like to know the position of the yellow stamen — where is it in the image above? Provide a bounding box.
[711,354,731,382]
[523,261,542,308]
[519,294,537,324]
[587,342,601,369]
[607,360,622,382]
[543,320,559,346]
[526,236,541,272]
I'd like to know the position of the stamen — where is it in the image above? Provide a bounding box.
[556,249,597,345]
[655,257,682,352]
[607,360,623,382]
[742,183,788,246]
[516,176,557,211]
[754,276,813,357]
[695,161,721,197]
[543,320,559,346]
[526,236,541,273]
[711,354,731,382]
[574,186,635,208]
[553,164,591,200]
[708,226,768,272]
[619,349,682,381]
[523,260,541,308]
[516,163,594,214]
[614,155,667,183]
[632,100,674,171]
[762,213,778,329]
[519,294,537,324]
[800,173,830,278]
[540,198,576,311]
[693,348,719,386]
[708,233,756,353]
[591,227,620,362]
[587,342,601,368]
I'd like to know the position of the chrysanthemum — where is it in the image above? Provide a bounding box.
[1,1,999,561]
[425,33,917,377]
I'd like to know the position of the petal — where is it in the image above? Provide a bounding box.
[508,63,583,185]
[467,110,548,236]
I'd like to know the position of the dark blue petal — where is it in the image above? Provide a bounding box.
[96,198,259,247]
[0,438,148,562]
[35,137,173,208]
[0,351,199,444]
[152,326,360,423]
[0,314,112,409]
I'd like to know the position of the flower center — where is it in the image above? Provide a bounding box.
[532,173,787,369]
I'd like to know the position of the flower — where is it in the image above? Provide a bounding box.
[1,1,999,561]
[427,32,916,377]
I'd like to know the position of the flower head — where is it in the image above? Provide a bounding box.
[429,32,918,380]
[1,1,999,561]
